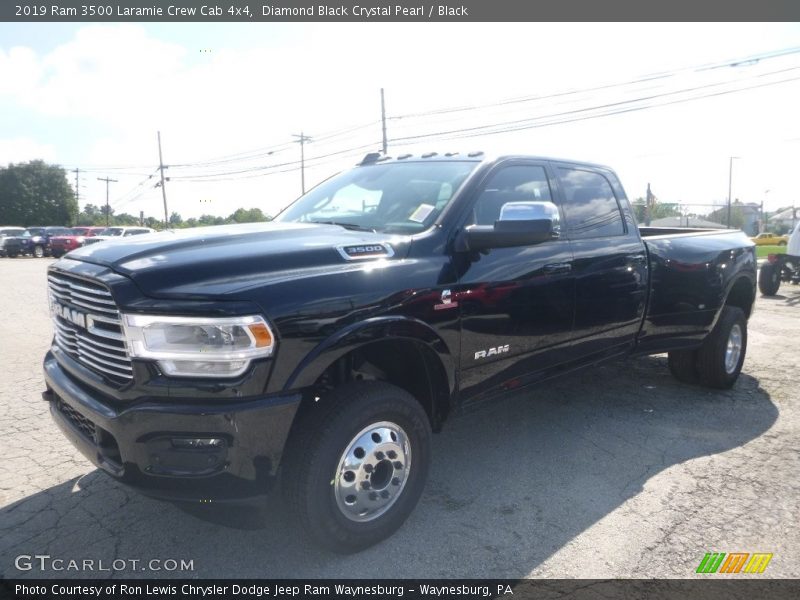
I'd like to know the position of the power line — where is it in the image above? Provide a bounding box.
[168,120,379,169]
[390,45,800,121]
[168,140,381,182]
[390,67,800,144]
[109,169,160,210]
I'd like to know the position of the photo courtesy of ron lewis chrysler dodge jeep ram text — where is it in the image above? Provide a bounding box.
[42,152,755,552]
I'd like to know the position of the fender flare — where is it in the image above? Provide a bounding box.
[282,316,456,395]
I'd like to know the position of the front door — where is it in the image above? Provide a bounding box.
[455,162,576,401]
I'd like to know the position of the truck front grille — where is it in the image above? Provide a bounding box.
[48,271,133,382]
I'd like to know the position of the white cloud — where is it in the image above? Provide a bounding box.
[0,137,57,165]
[2,22,800,219]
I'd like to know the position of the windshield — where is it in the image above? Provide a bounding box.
[99,228,124,236]
[275,161,477,234]
[0,229,22,236]
[71,228,89,235]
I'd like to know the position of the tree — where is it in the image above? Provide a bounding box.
[229,207,270,223]
[631,196,681,223]
[706,205,745,229]
[76,203,103,225]
[169,211,183,227]
[198,214,226,226]
[0,160,78,226]
[114,212,140,226]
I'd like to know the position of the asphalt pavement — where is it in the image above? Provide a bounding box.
[1,258,798,579]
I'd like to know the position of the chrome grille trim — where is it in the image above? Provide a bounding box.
[48,271,133,381]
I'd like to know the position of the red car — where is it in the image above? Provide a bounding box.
[49,227,106,258]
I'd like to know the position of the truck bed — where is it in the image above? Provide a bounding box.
[636,227,756,354]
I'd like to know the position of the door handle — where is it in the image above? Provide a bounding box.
[543,262,572,274]
[626,255,647,264]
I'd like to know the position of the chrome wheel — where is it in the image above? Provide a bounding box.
[33,245,44,258]
[725,324,743,374]
[333,421,411,522]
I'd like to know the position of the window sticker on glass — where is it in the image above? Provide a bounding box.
[409,203,435,223]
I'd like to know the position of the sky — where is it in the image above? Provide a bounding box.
[1,22,799,222]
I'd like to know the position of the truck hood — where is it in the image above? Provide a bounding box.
[67,221,408,297]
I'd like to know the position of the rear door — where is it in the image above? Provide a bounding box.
[555,164,648,359]
[456,160,576,400]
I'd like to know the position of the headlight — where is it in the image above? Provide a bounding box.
[122,314,275,378]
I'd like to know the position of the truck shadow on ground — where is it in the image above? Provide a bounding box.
[0,355,777,579]
[759,286,800,306]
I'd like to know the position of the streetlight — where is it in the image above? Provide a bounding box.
[726,156,740,229]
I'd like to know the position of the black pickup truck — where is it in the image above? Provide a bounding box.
[43,153,756,552]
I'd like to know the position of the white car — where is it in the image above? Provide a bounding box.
[0,226,26,257]
[82,227,155,246]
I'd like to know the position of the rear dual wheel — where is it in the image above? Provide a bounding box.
[282,382,431,553]
[758,262,781,296]
[667,306,747,390]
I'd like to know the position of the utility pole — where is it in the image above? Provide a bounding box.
[380,88,388,155]
[726,156,739,229]
[157,131,169,229]
[72,168,80,205]
[645,183,652,226]
[97,177,118,227]
[293,132,312,194]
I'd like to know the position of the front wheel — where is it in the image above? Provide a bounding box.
[758,262,781,296]
[696,306,747,389]
[777,240,787,246]
[33,245,44,258]
[282,382,431,553]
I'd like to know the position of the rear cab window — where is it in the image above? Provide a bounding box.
[557,167,626,239]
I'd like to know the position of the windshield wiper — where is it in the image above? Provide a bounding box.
[310,220,377,233]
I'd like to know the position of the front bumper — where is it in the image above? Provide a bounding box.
[43,351,301,503]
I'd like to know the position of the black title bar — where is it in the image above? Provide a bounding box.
[3,1,800,22]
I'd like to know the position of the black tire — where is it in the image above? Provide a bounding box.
[33,245,44,258]
[668,349,699,384]
[758,262,781,296]
[282,381,431,553]
[8,252,18,258]
[777,240,787,246]
[696,306,747,389]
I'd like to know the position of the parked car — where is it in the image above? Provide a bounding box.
[43,153,756,552]
[49,226,107,258]
[751,232,789,246]
[82,226,155,246]
[0,227,26,257]
[8,226,73,257]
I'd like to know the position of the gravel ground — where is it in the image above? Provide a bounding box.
[1,257,798,579]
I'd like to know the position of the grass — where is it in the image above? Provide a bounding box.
[756,245,787,258]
